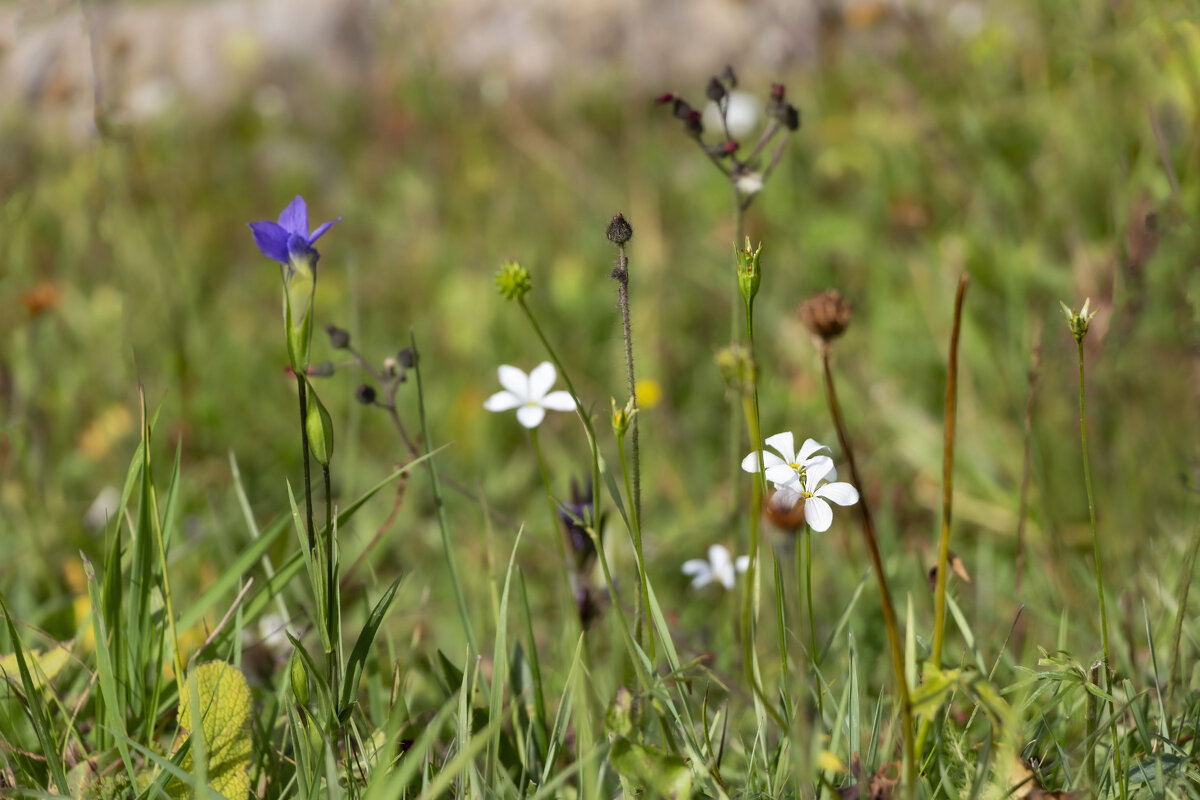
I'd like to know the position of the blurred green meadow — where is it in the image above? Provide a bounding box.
[2,0,1199,795]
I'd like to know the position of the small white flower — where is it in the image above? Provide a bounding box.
[682,544,750,590]
[741,432,834,488]
[483,362,577,429]
[775,460,859,533]
[734,171,764,196]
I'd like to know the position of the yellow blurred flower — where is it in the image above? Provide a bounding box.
[634,378,662,409]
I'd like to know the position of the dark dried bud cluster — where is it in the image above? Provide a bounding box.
[326,324,351,350]
[355,384,377,404]
[705,77,726,102]
[798,290,852,342]
[606,213,633,245]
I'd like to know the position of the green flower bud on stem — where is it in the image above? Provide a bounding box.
[736,237,762,308]
[305,380,334,466]
[496,260,532,301]
[289,651,310,708]
[612,396,636,440]
[1060,298,1096,343]
[283,258,316,373]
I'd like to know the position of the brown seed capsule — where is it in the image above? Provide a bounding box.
[606,213,633,245]
[798,290,852,342]
[764,488,806,533]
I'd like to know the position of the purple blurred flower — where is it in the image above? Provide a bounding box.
[248,195,340,268]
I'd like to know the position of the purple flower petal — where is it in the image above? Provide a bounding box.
[248,221,290,263]
[277,196,309,236]
[309,217,341,244]
[285,232,318,264]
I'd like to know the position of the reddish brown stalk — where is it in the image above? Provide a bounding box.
[818,343,915,792]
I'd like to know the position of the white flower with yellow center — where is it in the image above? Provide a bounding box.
[741,432,834,489]
[774,459,859,533]
[483,362,576,429]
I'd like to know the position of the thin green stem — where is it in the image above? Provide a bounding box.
[805,528,823,721]
[932,273,969,667]
[323,463,338,689]
[820,344,915,797]
[612,246,652,659]
[1077,339,1110,664]
[1076,337,1126,799]
[738,298,786,729]
[295,375,317,553]
[617,430,654,660]
[411,330,478,658]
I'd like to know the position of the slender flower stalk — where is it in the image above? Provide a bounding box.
[607,213,652,657]
[730,240,786,728]
[931,273,969,667]
[815,337,915,795]
[1062,298,1126,798]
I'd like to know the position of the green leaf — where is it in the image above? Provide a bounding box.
[340,576,403,716]
[169,661,253,800]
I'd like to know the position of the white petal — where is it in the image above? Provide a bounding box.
[516,405,546,428]
[497,365,529,398]
[691,572,714,589]
[527,361,558,400]
[765,464,799,485]
[539,390,577,411]
[797,438,831,461]
[735,555,750,573]
[805,460,835,491]
[816,481,859,506]
[681,559,710,576]
[805,496,833,532]
[714,562,736,589]
[708,544,732,572]
[805,454,834,474]
[483,391,522,412]
[764,432,796,462]
[741,451,762,473]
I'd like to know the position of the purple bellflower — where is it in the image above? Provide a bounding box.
[248,195,340,270]
[248,196,340,372]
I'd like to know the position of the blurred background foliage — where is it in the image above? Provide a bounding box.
[1,0,1197,683]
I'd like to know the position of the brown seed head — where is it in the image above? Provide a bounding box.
[764,488,806,533]
[798,289,852,342]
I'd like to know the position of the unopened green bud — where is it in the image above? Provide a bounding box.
[496,260,532,301]
[305,381,334,466]
[1059,298,1096,343]
[612,397,636,439]
[736,238,762,306]
[289,651,310,707]
[283,258,316,373]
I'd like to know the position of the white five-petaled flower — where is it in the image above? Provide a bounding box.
[774,459,859,533]
[682,544,750,590]
[741,432,834,488]
[483,362,576,429]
